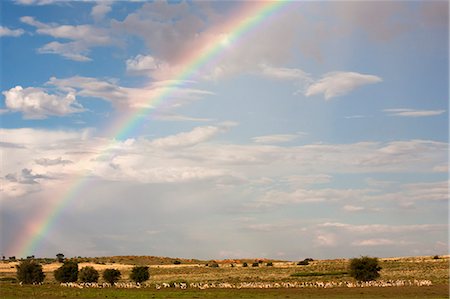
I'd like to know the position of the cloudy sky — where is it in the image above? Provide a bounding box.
[0,0,448,260]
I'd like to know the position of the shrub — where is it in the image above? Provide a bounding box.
[103,269,121,285]
[242,262,248,267]
[79,266,99,283]
[173,260,181,265]
[130,266,149,283]
[349,256,382,281]
[16,260,45,284]
[209,262,219,268]
[433,255,440,260]
[251,262,259,267]
[54,260,78,283]
[297,260,309,266]
[266,262,273,267]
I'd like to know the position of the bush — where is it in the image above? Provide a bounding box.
[297,260,309,266]
[103,268,121,285]
[251,262,259,267]
[173,260,181,265]
[16,260,45,284]
[349,256,382,281]
[130,266,149,283]
[209,262,219,268]
[79,266,99,283]
[266,262,273,267]
[54,260,78,283]
[242,262,248,267]
[433,255,440,260]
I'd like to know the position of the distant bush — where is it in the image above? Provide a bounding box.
[251,262,259,267]
[103,269,121,285]
[173,260,181,265]
[349,256,381,282]
[266,262,273,267]
[130,266,150,283]
[242,262,248,267]
[79,266,99,283]
[0,277,17,282]
[209,263,219,268]
[16,260,45,284]
[297,260,309,266]
[433,255,440,260]
[54,261,78,283]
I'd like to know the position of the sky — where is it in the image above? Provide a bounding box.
[0,0,448,260]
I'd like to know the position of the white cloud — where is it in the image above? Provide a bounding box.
[126,54,160,74]
[343,205,365,212]
[252,134,299,144]
[0,26,25,37]
[2,86,84,119]
[91,1,112,21]
[47,76,213,110]
[260,64,311,82]
[305,72,382,100]
[318,222,446,234]
[150,125,228,148]
[384,108,446,117]
[352,238,405,246]
[20,16,112,61]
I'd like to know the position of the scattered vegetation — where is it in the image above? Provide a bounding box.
[129,266,150,284]
[291,271,348,277]
[16,260,45,284]
[79,266,99,283]
[251,262,259,267]
[54,261,78,283]
[266,262,273,267]
[242,262,248,267]
[349,256,381,282]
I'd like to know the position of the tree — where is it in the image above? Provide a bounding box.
[129,266,150,284]
[103,268,121,285]
[16,260,45,284]
[349,256,382,281]
[54,260,78,283]
[79,266,99,283]
[56,253,65,263]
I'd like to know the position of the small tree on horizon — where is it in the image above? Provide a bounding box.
[103,268,121,285]
[349,256,382,281]
[16,260,45,284]
[129,266,150,284]
[56,253,65,263]
[54,260,78,283]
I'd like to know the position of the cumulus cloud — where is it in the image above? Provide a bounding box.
[305,72,382,100]
[0,26,25,37]
[352,238,409,246]
[384,108,446,117]
[126,54,160,74]
[2,86,84,119]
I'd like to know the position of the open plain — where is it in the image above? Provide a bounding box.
[0,255,448,298]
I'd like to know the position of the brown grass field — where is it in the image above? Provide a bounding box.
[0,255,448,298]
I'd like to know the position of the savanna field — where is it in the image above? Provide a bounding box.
[0,255,448,299]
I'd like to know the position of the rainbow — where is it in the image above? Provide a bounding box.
[11,0,291,257]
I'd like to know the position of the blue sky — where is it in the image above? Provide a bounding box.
[0,0,448,260]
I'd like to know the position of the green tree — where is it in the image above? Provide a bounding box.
[129,266,150,283]
[16,260,45,284]
[79,266,99,283]
[54,260,78,283]
[103,268,121,285]
[349,256,382,281]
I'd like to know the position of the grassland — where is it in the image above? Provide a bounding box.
[0,255,448,299]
